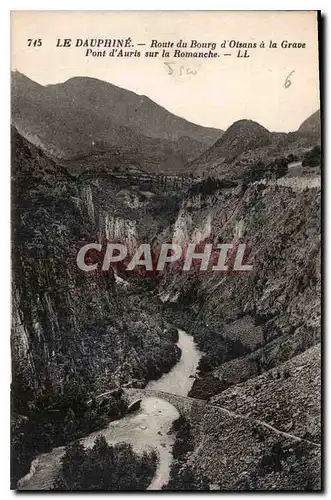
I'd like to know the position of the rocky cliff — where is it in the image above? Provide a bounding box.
[154,175,321,490]
[11,127,182,403]
[161,178,320,373]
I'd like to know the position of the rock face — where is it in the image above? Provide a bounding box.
[211,344,321,443]
[11,126,181,401]
[186,393,321,491]
[156,173,321,489]
[11,71,223,173]
[162,180,321,366]
[179,341,321,490]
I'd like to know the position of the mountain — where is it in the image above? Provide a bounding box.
[189,114,321,180]
[189,119,272,177]
[48,75,221,144]
[298,110,321,135]
[11,71,321,491]
[11,71,223,173]
[193,119,271,164]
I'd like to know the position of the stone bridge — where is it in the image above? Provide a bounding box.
[94,388,321,449]
[123,388,321,449]
[123,388,207,418]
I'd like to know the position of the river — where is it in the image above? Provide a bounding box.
[18,329,201,491]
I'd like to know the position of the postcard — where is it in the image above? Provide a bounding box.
[11,10,321,491]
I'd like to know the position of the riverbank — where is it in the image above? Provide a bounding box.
[11,290,183,487]
[18,330,202,491]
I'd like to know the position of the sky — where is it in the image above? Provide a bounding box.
[11,10,320,132]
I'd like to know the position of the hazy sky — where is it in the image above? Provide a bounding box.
[11,10,320,132]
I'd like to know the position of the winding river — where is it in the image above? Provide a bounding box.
[18,329,201,491]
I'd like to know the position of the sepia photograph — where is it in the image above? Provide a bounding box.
[10,10,322,491]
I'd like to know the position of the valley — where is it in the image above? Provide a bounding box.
[18,330,201,491]
[11,72,321,491]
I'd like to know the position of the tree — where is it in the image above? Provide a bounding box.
[53,437,158,491]
[302,145,321,168]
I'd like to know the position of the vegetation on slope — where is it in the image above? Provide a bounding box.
[11,127,180,486]
[11,386,127,487]
[163,416,210,491]
[53,436,157,490]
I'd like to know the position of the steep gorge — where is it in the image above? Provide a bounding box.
[160,177,320,385]
[12,128,181,397]
[11,119,321,490]
[11,127,182,485]
[155,177,321,489]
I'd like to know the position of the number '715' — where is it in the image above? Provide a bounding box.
[27,39,42,47]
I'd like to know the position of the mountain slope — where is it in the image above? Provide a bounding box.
[11,125,321,490]
[11,125,182,396]
[11,125,187,484]
[298,110,321,135]
[156,175,321,490]
[189,119,272,177]
[49,75,222,144]
[193,119,271,163]
[11,72,223,173]
[189,114,321,180]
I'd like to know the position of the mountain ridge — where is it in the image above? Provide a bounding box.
[189,112,321,179]
[11,71,320,179]
[11,71,223,173]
